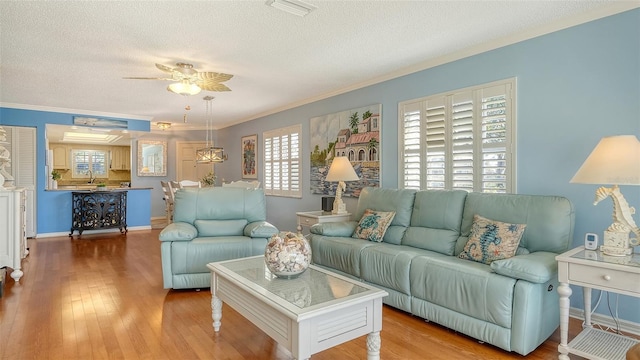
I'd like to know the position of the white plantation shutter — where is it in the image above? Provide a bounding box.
[263,124,302,198]
[399,78,515,193]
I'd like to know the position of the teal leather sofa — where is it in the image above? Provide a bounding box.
[309,187,574,355]
[159,187,278,289]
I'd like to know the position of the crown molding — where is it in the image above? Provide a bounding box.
[0,102,153,121]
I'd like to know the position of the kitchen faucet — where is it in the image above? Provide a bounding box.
[88,169,95,184]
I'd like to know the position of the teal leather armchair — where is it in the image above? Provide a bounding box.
[159,187,278,289]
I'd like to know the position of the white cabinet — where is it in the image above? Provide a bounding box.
[111,146,131,170]
[0,188,27,282]
[52,144,69,169]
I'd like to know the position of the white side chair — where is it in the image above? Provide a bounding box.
[160,181,175,224]
[222,180,261,189]
[178,180,201,188]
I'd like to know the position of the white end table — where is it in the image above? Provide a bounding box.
[296,210,351,235]
[556,246,640,360]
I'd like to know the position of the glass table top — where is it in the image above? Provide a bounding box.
[219,256,370,309]
[571,249,640,268]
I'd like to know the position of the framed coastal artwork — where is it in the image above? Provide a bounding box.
[241,134,258,179]
[310,104,381,198]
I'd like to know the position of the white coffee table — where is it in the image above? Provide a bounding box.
[207,256,388,360]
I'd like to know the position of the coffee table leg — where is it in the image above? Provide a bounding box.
[212,295,223,332]
[366,331,381,360]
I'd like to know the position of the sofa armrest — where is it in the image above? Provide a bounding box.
[244,221,279,238]
[490,251,558,284]
[159,222,198,242]
[310,221,358,237]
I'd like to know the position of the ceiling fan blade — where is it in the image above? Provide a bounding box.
[197,72,233,83]
[155,63,175,73]
[123,77,173,80]
[197,81,232,92]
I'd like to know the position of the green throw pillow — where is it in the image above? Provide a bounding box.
[352,209,396,242]
[458,214,526,265]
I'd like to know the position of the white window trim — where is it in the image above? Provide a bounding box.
[263,124,302,198]
[397,78,517,193]
[71,149,109,179]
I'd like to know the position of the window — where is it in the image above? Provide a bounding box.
[263,124,301,198]
[399,78,516,193]
[71,149,108,179]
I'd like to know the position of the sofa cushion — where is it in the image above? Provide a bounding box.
[456,192,574,255]
[354,187,416,244]
[360,244,434,295]
[310,235,379,277]
[458,215,526,264]
[353,209,396,242]
[401,190,467,255]
[410,254,516,328]
[490,252,557,283]
[170,236,267,274]
[194,219,248,237]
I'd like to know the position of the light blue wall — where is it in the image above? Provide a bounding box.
[0,108,152,233]
[216,9,640,323]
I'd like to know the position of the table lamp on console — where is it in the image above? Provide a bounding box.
[570,135,640,256]
[325,156,359,215]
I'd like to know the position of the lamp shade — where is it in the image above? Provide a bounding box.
[325,157,359,182]
[570,135,640,185]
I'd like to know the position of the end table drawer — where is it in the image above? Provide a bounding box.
[299,216,319,226]
[569,263,640,293]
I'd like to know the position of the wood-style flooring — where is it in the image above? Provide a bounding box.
[1,229,585,360]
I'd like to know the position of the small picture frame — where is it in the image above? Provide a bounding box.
[241,134,258,179]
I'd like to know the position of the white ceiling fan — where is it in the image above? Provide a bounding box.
[124,62,233,96]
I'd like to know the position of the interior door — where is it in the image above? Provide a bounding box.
[7,126,36,237]
[176,141,214,182]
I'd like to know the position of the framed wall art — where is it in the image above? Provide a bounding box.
[310,104,381,198]
[241,134,258,179]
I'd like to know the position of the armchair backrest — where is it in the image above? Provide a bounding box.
[173,187,267,224]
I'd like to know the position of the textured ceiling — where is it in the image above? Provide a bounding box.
[0,1,636,131]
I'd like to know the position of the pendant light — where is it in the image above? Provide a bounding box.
[196,96,227,163]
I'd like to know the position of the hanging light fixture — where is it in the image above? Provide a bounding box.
[167,80,201,96]
[156,122,172,130]
[196,96,227,163]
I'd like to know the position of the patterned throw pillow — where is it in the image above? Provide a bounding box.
[458,214,526,265]
[352,209,396,242]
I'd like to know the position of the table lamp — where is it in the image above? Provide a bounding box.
[325,157,359,215]
[570,135,640,256]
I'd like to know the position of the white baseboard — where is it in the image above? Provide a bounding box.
[570,307,640,336]
[36,225,152,238]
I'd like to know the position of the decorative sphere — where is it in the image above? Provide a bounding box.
[265,231,311,279]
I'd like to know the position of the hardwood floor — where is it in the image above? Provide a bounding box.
[1,229,584,360]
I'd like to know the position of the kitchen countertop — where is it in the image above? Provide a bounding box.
[46,187,152,192]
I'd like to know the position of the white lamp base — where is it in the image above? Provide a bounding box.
[332,180,348,215]
[600,229,634,256]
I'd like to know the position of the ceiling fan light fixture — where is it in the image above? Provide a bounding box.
[168,81,201,96]
[266,0,316,17]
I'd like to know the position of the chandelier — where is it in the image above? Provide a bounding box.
[196,96,227,163]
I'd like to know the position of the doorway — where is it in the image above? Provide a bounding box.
[175,141,215,182]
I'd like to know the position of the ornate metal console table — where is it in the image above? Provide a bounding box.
[70,191,127,236]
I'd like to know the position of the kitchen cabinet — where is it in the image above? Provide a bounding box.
[52,144,69,169]
[111,146,130,170]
